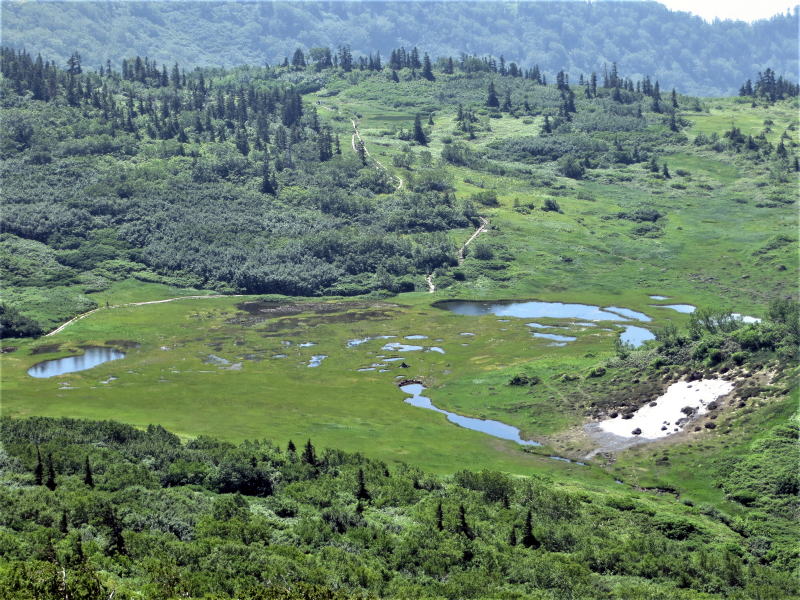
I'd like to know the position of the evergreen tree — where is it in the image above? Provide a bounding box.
[45,453,57,491]
[104,506,127,556]
[302,439,317,466]
[521,509,538,548]
[541,115,552,134]
[34,446,43,486]
[390,70,399,83]
[648,155,660,172]
[671,87,679,108]
[435,502,444,531]
[412,114,428,145]
[84,456,94,488]
[486,81,499,108]
[356,468,371,501]
[421,53,434,81]
[287,439,296,454]
[457,504,475,540]
[662,162,671,178]
[508,526,517,546]
[260,160,276,195]
[291,48,306,69]
[60,509,69,534]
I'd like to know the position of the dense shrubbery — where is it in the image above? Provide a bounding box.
[0,416,797,599]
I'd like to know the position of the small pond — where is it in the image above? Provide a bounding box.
[532,333,577,342]
[620,326,656,347]
[652,304,696,313]
[308,355,327,367]
[28,347,125,378]
[400,384,541,446]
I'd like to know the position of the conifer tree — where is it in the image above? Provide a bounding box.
[260,160,276,195]
[486,81,499,108]
[45,453,57,491]
[34,446,43,486]
[356,468,371,501]
[60,509,69,534]
[662,163,671,178]
[84,456,94,488]
[421,53,434,81]
[457,504,475,540]
[287,440,296,454]
[302,439,317,466]
[413,114,428,145]
[435,502,444,531]
[508,525,517,546]
[521,509,538,548]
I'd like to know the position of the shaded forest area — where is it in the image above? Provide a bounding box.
[2,1,798,96]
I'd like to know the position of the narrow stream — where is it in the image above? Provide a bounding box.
[400,383,541,446]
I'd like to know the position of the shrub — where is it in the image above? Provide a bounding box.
[542,198,562,212]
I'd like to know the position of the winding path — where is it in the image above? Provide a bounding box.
[425,216,490,293]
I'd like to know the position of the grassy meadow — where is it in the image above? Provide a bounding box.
[2,71,797,503]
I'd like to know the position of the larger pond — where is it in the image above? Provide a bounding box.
[400,383,541,446]
[437,300,658,348]
[437,300,636,321]
[28,347,126,378]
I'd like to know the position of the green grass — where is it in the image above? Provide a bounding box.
[2,77,797,512]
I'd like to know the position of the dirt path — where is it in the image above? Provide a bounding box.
[45,294,245,337]
[425,273,436,293]
[458,216,489,264]
[424,216,490,293]
[350,118,403,191]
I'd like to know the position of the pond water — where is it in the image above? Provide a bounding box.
[649,295,670,300]
[439,300,658,348]
[620,326,656,347]
[346,335,395,348]
[652,304,696,313]
[308,355,327,367]
[405,335,428,340]
[28,347,126,378]
[382,342,423,352]
[437,300,633,321]
[605,306,652,322]
[533,333,577,342]
[400,384,541,446]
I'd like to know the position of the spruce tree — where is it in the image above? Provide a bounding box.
[486,81,499,108]
[34,446,43,486]
[457,504,475,540]
[412,114,428,145]
[662,163,671,178]
[302,439,317,466]
[521,509,538,548]
[260,160,276,195]
[287,440,296,454]
[45,453,57,491]
[84,456,94,488]
[421,53,434,81]
[60,509,69,534]
[508,526,517,546]
[435,502,444,531]
[356,468,371,501]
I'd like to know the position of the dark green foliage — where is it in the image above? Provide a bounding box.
[44,453,56,491]
[412,114,427,145]
[0,416,797,598]
[5,3,796,95]
[83,456,93,488]
[0,304,43,339]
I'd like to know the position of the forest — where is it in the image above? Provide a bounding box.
[3,43,797,334]
[2,1,798,96]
